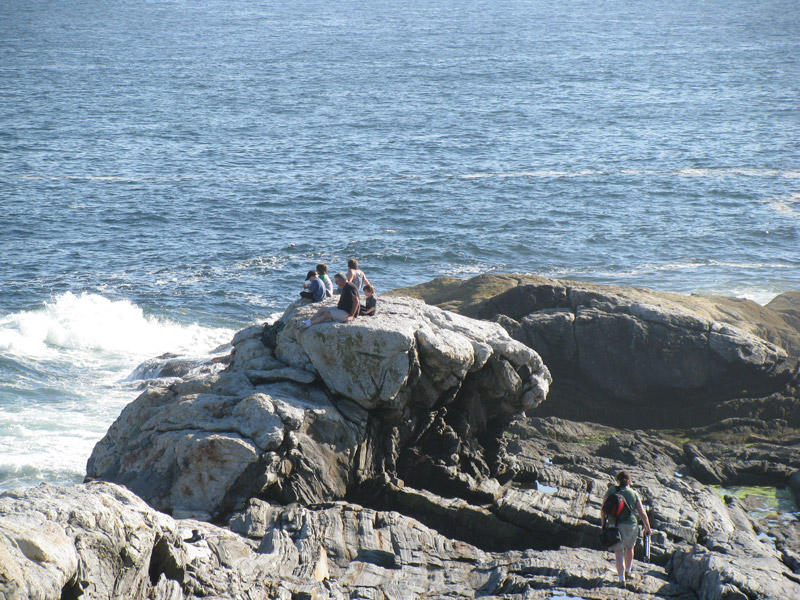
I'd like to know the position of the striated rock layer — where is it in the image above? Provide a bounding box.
[390,274,800,428]
[86,296,551,520]
[4,279,800,599]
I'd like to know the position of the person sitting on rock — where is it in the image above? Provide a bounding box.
[299,270,326,302]
[346,258,371,294]
[359,284,377,316]
[601,470,652,588]
[303,273,359,326]
[316,263,334,297]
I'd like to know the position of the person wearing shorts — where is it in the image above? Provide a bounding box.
[601,471,652,587]
[304,273,360,327]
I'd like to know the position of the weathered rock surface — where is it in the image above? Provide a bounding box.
[390,274,800,428]
[390,276,800,359]
[487,416,800,599]
[0,481,702,600]
[87,296,551,520]
[7,276,800,600]
[767,291,800,335]
[10,420,800,600]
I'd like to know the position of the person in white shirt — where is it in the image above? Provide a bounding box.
[316,263,333,297]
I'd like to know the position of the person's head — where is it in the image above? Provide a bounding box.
[316,263,328,275]
[347,259,358,270]
[305,270,317,281]
[334,273,346,288]
[363,284,374,296]
[616,471,631,487]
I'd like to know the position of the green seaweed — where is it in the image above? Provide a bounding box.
[711,485,799,517]
[575,434,609,446]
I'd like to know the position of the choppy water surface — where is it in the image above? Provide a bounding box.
[1,0,799,489]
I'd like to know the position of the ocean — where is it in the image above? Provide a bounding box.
[1,0,798,491]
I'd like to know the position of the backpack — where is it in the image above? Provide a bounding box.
[603,487,632,521]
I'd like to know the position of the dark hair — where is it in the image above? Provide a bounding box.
[334,272,346,283]
[363,284,374,293]
[616,471,631,487]
[347,259,358,269]
[316,263,328,274]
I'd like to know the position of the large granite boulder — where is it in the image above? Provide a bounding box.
[86,296,551,520]
[390,275,800,428]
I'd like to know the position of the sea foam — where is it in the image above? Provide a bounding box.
[0,292,237,491]
[0,292,234,360]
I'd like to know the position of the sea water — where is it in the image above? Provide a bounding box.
[1,0,799,491]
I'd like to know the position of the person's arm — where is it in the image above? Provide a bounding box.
[361,272,371,288]
[636,500,652,535]
[346,287,360,321]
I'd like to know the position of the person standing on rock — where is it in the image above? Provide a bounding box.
[601,471,652,587]
[303,273,360,326]
[345,259,370,294]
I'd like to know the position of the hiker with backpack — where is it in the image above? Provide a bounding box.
[600,471,652,588]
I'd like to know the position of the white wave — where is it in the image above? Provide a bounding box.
[762,193,800,219]
[0,292,239,492]
[448,168,799,180]
[0,292,234,361]
[455,170,600,179]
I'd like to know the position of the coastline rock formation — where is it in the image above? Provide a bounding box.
[86,296,551,520]
[4,277,800,600]
[389,274,800,428]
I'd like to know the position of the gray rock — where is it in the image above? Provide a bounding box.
[50,277,800,599]
[392,275,799,424]
[0,482,700,600]
[87,296,551,519]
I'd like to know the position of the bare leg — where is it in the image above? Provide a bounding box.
[309,308,332,326]
[624,546,634,574]
[615,549,625,581]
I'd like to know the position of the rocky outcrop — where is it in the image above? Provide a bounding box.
[390,276,800,358]
[390,274,800,428]
[489,416,800,599]
[767,291,800,335]
[9,422,800,600]
[7,277,800,600]
[0,481,707,600]
[86,296,551,520]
